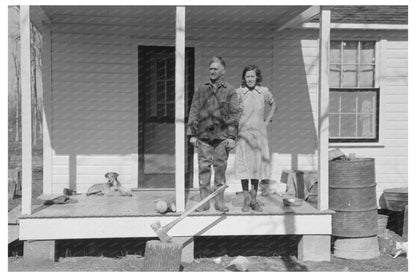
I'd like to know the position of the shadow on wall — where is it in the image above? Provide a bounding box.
[271,30,318,170]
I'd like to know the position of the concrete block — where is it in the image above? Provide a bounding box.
[298,235,331,262]
[171,236,194,263]
[23,240,57,262]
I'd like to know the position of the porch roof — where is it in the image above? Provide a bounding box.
[40,5,316,29]
[309,5,408,25]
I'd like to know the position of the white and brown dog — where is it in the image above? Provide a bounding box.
[86,172,132,197]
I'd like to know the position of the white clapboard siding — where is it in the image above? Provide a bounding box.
[49,12,407,201]
[50,12,277,192]
[51,18,136,192]
[271,29,408,204]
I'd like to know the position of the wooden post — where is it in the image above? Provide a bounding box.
[175,6,186,212]
[317,7,331,211]
[20,5,32,215]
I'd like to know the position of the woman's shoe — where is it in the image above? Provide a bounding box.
[249,189,263,212]
[242,191,251,212]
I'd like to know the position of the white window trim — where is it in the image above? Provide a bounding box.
[328,39,385,146]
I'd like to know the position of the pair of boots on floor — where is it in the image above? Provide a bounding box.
[195,180,262,213]
[241,179,262,212]
[196,185,229,213]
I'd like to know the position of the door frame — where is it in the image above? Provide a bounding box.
[131,38,201,189]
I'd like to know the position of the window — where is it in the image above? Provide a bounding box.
[329,41,379,142]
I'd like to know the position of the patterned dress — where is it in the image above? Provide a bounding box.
[235,86,274,180]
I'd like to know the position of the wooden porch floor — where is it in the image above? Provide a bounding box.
[18,191,333,241]
[21,190,329,219]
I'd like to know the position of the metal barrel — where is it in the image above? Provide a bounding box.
[329,158,378,237]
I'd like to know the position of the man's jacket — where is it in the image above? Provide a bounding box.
[187,80,240,142]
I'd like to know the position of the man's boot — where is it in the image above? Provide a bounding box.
[196,186,211,212]
[249,189,263,212]
[214,186,229,213]
[242,191,251,212]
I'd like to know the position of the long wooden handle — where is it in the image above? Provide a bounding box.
[163,185,228,232]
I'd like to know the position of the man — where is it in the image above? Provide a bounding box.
[187,56,240,212]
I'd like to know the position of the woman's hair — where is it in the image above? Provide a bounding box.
[241,64,262,87]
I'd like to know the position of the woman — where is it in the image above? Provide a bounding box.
[235,65,276,212]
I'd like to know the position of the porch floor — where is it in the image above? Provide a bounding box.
[21,190,329,219]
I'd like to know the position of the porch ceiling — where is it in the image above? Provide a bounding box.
[41,5,316,28]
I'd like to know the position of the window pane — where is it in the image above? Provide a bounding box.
[329,88,378,141]
[340,91,357,113]
[358,114,374,138]
[360,41,375,64]
[157,103,166,117]
[330,41,342,63]
[329,91,341,113]
[343,41,358,64]
[358,91,376,113]
[167,58,175,80]
[330,64,341,87]
[329,114,340,137]
[340,114,357,138]
[343,65,358,87]
[359,65,375,87]
[167,103,175,118]
[156,81,166,101]
[358,91,376,138]
[156,59,166,80]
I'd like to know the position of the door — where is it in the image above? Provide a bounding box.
[138,46,194,188]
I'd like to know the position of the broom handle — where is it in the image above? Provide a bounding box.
[163,185,228,232]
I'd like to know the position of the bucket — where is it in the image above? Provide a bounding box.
[383,187,408,211]
[377,214,389,236]
[334,236,380,259]
[329,158,378,237]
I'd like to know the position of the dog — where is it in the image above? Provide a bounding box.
[86,172,132,197]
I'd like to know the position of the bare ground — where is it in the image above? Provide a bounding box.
[8,253,407,272]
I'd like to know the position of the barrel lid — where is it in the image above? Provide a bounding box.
[330,158,374,163]
[383,187,408,194]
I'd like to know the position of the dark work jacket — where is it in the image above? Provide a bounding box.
[187,80,239,142]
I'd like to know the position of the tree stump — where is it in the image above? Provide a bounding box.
[143,240,183,271]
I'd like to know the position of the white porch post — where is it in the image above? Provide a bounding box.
[317,7,331,211]
[20,5,33,215]
[175,6,186,212]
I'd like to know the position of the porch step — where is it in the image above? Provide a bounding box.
[8,204,42,244]
[9,205,21,244]
[8,225,19,244]
[8,205,21,225]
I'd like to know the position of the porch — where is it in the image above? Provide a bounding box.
[17,4,333,262]
[19,190,332,262]
[19,191,332,240]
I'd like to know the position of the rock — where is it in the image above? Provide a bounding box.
[225,256,249,272]
[213,257,222,264]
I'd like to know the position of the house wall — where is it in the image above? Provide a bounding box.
[50,17,139,192]
[48,10,408,203]
[273,28,408,202]
[48,11,274,192]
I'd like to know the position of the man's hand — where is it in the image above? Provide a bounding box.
[224,138,236,151]
[190,137,198,147]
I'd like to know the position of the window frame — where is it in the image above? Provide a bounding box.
[329,87,380,143]
[329,39,380,144]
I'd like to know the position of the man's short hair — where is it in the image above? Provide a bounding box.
[209,56,226,68]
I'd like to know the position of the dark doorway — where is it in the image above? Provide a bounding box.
[138,46,194,188]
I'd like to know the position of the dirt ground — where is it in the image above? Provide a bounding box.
[8,253,407,272]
